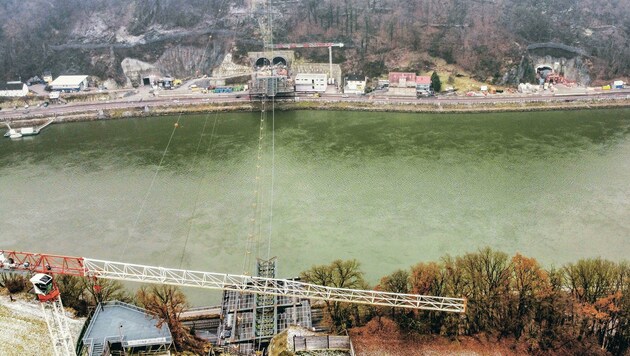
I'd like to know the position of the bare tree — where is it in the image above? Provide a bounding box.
[136,284,208,354]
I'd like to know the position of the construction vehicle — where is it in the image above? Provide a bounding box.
[0,249,466,356]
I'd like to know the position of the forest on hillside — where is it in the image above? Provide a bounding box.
[300,249,629,355]
[0,0,628,83]
[274,0,630,81]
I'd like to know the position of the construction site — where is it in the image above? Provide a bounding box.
[0,246,466,356]
[3,1,630,355]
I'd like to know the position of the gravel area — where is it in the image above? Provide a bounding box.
[0,294,85,356]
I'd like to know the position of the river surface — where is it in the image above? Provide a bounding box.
[1,109,629,304]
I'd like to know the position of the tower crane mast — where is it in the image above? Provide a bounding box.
[29,273,76,356]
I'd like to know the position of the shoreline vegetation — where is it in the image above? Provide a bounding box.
[2,248,628,355]
[1,95,629,128]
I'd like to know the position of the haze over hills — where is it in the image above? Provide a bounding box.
[0,0,628,85]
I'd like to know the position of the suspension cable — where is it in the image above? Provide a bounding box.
[121,113,182,260]
[178,111,220,269]
[260,1,276,351]
[266,95,276,260]
[242,100,267,275]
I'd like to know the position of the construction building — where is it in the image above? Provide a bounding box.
[79,301,173,356]
[49,75,88,92]
[48,91,61,103]
[387,72,419,96]
[387,72,434,96]
[295,73,328,93]
[180,306,221,345]
[267,43,344,87]
[0,81,28,97]
[292,62,342,88]
[344,75,367,94]
[216,258,313,354]
[43,71,53,84]
[415,76,432,95]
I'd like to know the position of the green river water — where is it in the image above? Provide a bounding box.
[1,109,629,304]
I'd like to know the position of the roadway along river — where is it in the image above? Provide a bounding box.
[1,109,629,304]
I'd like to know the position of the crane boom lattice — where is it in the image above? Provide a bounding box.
[265,42,345,49]
[0,250,466,313]
[41,296,76,356]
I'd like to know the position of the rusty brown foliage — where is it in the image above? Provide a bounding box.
[136,284,209,355]
[373,249,628,354]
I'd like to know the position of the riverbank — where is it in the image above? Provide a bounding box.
[1,94,629,128]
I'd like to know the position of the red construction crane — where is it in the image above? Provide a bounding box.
[267,42,345,49]
[1,249,466,355]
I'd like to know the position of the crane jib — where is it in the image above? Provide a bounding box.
[0,249,467,313]
[0,250,86,277]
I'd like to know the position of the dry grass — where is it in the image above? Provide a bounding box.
[0,294,53,356]
[349,318,522,356]
[0,292,85,356]
[417,54,499,93]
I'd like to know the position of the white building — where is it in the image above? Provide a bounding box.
[344,75,367,94]
[415,76,431,93]
[295,73,328,93]
[0,81,29,97]
[43,72,53,84]
[49,91,60,101]
[49,75,88,92]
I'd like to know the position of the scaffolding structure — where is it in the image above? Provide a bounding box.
[249,74,294,98]
[217,258,313,354]
[1,248,466,355]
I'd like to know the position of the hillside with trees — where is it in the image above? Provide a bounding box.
[0,0,628,84]
[300,249,629,356]
[275,0,629,82]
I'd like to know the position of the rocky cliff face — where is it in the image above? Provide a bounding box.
[503,50,593,86]
[0,0,237,84]
[0,0,627,85]
[119,43,227,86]
[530,55,591,85]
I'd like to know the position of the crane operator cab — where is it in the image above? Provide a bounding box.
[0,250,17,269]
[30,273,60,302]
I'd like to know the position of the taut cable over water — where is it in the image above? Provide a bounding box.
[121,112,183,261]
[179,110,221,269]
